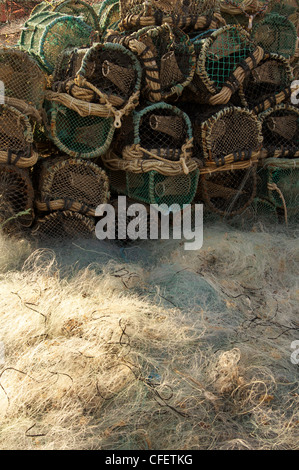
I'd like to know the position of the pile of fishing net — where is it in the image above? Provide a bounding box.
[0,0,298,240]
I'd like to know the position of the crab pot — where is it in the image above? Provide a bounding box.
[0,48,46,112]
[32,210,95,242]
[119,0,223,32]
[35,157,110,216]
[19,11,92,73]
[191,25,263,105]
[0,164,34,230]
[45,101,115,159]
[258,104,299,158]
[121,103,193,163]
[252,12,297,58]
[237,53,294,112]
[60,43,142,108]
[193,105,263,165]
[199,164,258,218]
[0,104,37,167]
[108,168,199,208]
[29,0,99,29]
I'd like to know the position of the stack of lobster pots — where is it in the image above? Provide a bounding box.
[0,0,298,240]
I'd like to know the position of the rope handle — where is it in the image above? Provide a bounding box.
[267,182,288,226]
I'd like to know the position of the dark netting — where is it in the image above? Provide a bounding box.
[35,156,110,215]
[32,210,95,241]
[196,163,258,217]
[258,104,299,158]
[119,0,224,32]
[191,105,262,166]
[0,104,38,167]
[251,12,297,58]
[237,53,294,112]
[45,101,115,158]
[29,0,99,30]
[220,0,272,29]
[19,11,92,73]
[0,48,46,119]
[107,168,200,207]
[191,25,264,105]
[256,157,299,224]
[0,164,34,230]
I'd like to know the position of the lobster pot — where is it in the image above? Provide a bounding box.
[29,0,99,30]
[108,168,200,208]
[119,0,223,32]
[0,48,46,115]
[98,0,120,33]
[32,210,95,241]
[258,104,299,158]
[0,164,34,229]
[237,53,294,113]
[35,157,110,216]
[19,11,92,73]
[191,25,264,105]
[198,163,258,218]
[251,13,297,58]
[220,0,272,29]
[55,43,142,117]
[194,106,263,166]
[258,158,299,222]
[0,104,38,167]
[121,103,194,164]
[46,101,115,159]
[114,24,196,102]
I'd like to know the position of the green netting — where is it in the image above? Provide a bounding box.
[0,48,46,112]
[118,102,193,163]
[220,0,272,29]
[257,158,299,223]
[97,0,120,35]
[252,12,297,58]
[119,0,223,32]
[45,101,115,159]
[237,53,294,111]
[258,104,299,158]
[108,168,200,207]
[29,0,99,30]
[19,11,92,73]
[191,25,260,104]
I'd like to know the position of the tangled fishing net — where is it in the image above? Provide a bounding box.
[34,157,110,216]
[19,11,93,73]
